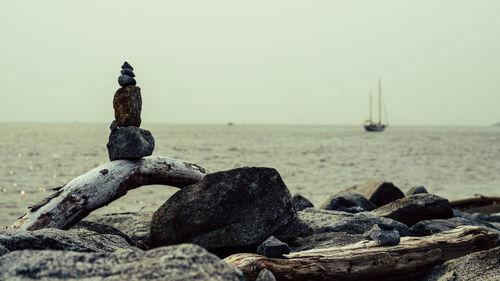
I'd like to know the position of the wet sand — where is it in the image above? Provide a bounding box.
[1,123,500,227]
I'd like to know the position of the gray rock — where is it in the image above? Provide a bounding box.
[339,180,404,207]
[257,236,290,258]
[321,192,376,213]
[289,231,364,252]
[453,208,473,220]
[0,228,141,256]
[107,126,155,161]
[121,61,134,70]
[110,120,118,132]
[421,246,500,281]
[0,244,7,256]
[406,185,428,196]
[363,224,400,246]
[298,208,409,237]
[409,217,474,236]
[471,212,489,222]
[88,212,153,249]
[121,68,135,77]
[292,194,314,212]
[151,167,300,251]
[373,193,453,227]
[72,220,138,247]
[0,244,245,281]
[118,74,137,87]
[486,214,500,223]
[256,269,277,281]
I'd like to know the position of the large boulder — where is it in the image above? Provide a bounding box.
[320,192,376,213]
[421,246,500,281]
[297,208,409,237]
[0,228,141,257]
[87,212,153,249]
[373,193,453,227]
[339,180,404,207]
[107,126,155,161]
[151,167,300,251]
[0,244,245,281]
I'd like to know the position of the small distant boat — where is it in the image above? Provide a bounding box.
[364,79,388,132]
[227,122,235,126]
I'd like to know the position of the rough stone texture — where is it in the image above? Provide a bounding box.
[410,217,474,236]
[72,220,138,247]
[88,212,153,249]
[0,244,7,256]
[289,231,365,252]
[421,246,500,281]
[113,86,142,127]
[118,74,137,87]
[320,192,376,213]
[256,269,277,281]
[257,236,290,258]
[406,185,428,196]
[339,180,405,207]
[151,167,300,251]
[292,194,314,212]
[121,68,135,77]
[363,224,400,246]
[373,193,454,227]
[297,208,409,237]
[0,244,245,281]
[122,61,134,70]
[0,228,141,257]
[453,208,473,220]
[107,126,155,161]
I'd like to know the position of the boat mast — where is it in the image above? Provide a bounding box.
[378,79,382,125]
[369,90,373,123]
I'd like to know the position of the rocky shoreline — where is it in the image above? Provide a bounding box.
[2,63,498,280]
[1,171,499,280]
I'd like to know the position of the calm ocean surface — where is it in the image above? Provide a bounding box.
[1,123,500,227]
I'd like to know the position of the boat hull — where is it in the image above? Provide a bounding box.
[364,124,386,132]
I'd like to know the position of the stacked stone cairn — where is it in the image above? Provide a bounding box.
[107,62,155,161]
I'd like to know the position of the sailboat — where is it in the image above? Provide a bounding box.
[363,79,387,132]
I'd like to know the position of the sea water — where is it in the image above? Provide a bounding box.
[1,123,499,227]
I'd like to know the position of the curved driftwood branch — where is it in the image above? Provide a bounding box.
[224,226,498,281]
[11,156,208,231]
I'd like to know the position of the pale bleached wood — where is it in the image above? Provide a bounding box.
[11,156,208,231]
[224,226,498,281]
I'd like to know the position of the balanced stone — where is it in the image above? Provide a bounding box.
[121,61,134,70]
[120,68,135,77]
[113,86,142,127]
[118,74,137,87]
[107,126,155,161]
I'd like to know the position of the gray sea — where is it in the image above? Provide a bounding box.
[1,123,500,227]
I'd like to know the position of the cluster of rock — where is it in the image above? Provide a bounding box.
[107,62,155,161]
[2,172,500,280]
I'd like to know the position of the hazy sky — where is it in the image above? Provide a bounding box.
[1,1,499,125]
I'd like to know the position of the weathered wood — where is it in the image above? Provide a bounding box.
[450,194,500,215]
[224,226,498,281]
[11,156,208,231]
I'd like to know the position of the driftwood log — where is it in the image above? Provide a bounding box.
[450,194,500,215]
[224,226,498,281]
[11,156,208,231]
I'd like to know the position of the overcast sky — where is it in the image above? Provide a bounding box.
[0,1,499,125]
